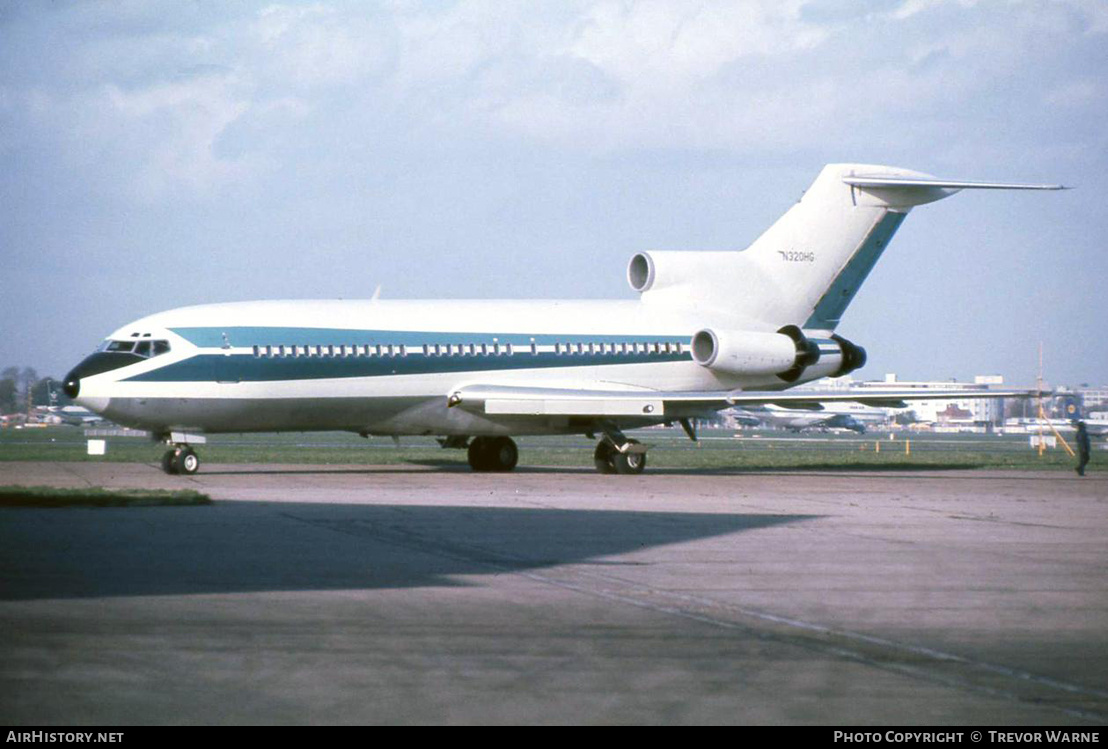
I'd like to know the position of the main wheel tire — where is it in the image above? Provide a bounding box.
[594,440,617,474]
[161,449,179,475]
[612,449,646,475]
[468,437,492,471]
[488,437,518,472]
[468,437,518,472]
[173,447,200,475]
[612,439,646,475]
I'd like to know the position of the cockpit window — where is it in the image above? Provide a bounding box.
[100,339,171,358]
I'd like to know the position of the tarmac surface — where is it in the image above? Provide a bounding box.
[1,461,1106,725]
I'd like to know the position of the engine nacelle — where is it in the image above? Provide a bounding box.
[798,334,868,381]
[691,325,820,380]
[628,251,739,294]
[833,334,867,377]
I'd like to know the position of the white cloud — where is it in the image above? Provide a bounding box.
[102,73,252,196]
[1044,79,1102,107]
[569,0,828,91]
[251,4,393,89]
[7,0,1106,195]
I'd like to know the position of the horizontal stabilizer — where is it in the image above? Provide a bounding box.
[843,175,1067,191]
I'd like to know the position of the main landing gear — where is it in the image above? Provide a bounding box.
[161,445,200,475]
[467,436,519,472]
[452,432,649,474]
[593,437,647,475]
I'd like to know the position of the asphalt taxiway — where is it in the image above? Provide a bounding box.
[1,462,1105,724]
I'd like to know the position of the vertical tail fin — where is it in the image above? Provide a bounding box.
[633,164,1064,330]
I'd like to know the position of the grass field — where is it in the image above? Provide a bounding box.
[0,424,1092,472]
[0,485,212,507]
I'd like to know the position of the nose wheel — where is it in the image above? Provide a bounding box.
[161,446,200,475]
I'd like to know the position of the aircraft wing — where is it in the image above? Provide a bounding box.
[447,385,1041,419]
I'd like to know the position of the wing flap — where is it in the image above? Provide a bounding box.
[448,384,1041,419]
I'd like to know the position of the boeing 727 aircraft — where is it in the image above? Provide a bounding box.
[62,164,1063,475]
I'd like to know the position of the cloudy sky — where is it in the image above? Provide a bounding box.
[1,0,1105,386]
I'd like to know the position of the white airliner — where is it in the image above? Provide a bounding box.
[735,402,888,434]
[62,164,1063,475]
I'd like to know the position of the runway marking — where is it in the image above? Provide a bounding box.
[285,511,1108,724]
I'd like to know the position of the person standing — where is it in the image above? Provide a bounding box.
[1075,421,1091,477]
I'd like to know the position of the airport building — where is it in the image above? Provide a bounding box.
[1077,385,1108,411]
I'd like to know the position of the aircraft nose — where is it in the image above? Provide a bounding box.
[62,374,81,399]
[61,351,140,407]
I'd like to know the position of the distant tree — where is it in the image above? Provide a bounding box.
[19,367,38,393]
[0,377,16,414]
[894,410,919,426]
[0,367,52,413]
[31,377,64,407]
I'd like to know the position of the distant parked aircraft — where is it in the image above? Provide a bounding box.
[734,402,888,433]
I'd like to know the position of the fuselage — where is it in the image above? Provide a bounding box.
[65,297,797,438]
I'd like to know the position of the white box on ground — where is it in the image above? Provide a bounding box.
[87,439,106,456]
